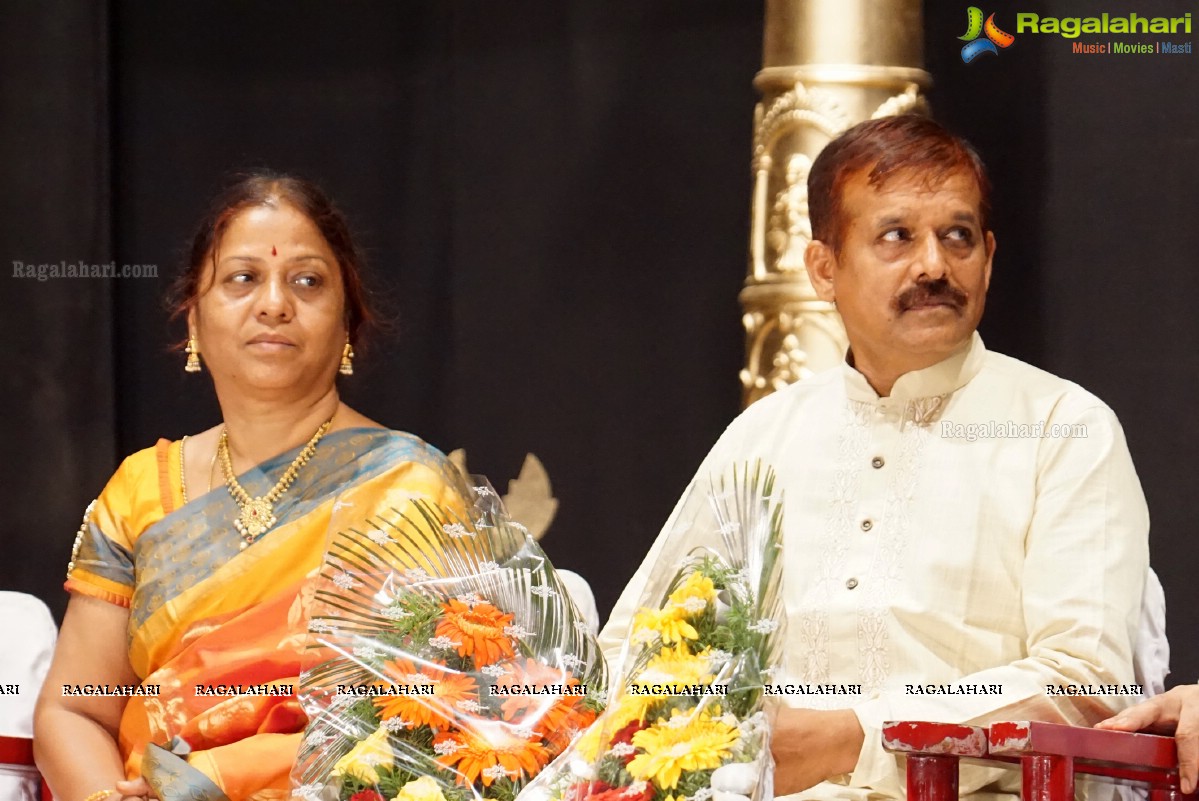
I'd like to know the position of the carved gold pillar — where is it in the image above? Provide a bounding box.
[740,0,931,406]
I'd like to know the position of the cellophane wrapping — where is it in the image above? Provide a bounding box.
[291,480,607,801]
[519,461,784,801]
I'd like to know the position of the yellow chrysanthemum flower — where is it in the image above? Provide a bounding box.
[575,719,605,761]
[330,726,393,785]
[627,712,740,789]
[668,572,717,608]
[392,776,448,801]
[631,606,698,645]
[638,643,712,687]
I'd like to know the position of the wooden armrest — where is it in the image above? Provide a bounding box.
[988,720,1194,798]
[883,722,989,801]
[883,721,989,757]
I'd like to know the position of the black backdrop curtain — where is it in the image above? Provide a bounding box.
[2,0,1196,686]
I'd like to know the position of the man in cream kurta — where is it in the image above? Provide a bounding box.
[599,116,1149,800]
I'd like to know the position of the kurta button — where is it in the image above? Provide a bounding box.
[846,578,859,590]
[861,519,873,531]
[871,456,885,469]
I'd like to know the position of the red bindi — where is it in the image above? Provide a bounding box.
[271,245,277,256]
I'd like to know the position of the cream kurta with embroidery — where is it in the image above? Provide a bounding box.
[600,333,1149,801]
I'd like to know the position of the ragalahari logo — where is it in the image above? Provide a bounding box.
[959,7,1016,62]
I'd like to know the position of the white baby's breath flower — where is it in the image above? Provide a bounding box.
[433,739,465,755]
[309,619,334,633]
[748,618,779,634]
[404,567,430,582]
[482,765,514,781]
[481,664,509,677]
[504,623,534,639]
[457,699,483,713]
[574,620,591,632]
[429,635,461,650]
[513,725,536,740]
[692,789,714,801]
[331,571,357,590]
[366,528,391,545]
[559,654,584,670]
[353,645,383,660]
[384,716,411,732]
[295,783,324,800]
[609,742,636,757]
[443,522,472,538]
[381,606,413,620]
[404,673,435,685]
[679,597,709,613]
[625,782,649,797]
[477,560,501,573]
[530,585,557,599]
[457,592,486,607]
[474,485,497,497]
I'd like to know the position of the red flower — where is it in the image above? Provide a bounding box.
[584,783,655,801]
[349,791,387,801]
[610,720,645,764]
[563,782,609,801]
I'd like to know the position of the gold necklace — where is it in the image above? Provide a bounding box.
[219,418,334,548]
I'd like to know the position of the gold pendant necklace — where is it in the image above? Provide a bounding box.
[219,417,334,548]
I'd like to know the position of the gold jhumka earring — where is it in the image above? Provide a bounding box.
[185,336,202,373]
[339,339,354,376]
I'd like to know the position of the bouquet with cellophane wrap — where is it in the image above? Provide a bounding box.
[519,461,784,801]
[291,478,607,801]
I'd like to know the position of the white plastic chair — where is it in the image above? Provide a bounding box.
[0,592,57,801]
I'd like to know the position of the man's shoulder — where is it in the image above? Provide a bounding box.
[979,350,1119,421]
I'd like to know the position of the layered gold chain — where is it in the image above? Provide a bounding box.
[219,417,333,547]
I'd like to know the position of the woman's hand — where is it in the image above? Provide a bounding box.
[116,776,159,800]
[1096,685,1199,794]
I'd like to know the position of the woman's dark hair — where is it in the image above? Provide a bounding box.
[169,171,375,345]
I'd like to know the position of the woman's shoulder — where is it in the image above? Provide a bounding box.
[329,426,447,463]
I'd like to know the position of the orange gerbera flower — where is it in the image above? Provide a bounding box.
[435,599,517,666]
[496,658,596,749]
[433,722,552,787]
[373,658,478,729]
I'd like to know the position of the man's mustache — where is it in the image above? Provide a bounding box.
[895,279,968,313]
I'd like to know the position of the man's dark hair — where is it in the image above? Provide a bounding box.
[808,115,992,251]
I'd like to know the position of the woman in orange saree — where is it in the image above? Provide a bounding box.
[34,172,462,801]
[66,431,461,800]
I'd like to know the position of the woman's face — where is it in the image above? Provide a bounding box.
[189,202,347,398]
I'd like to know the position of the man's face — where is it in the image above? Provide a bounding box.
[807,167,995,379]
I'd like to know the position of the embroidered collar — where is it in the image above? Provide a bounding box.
[841,332,986,420]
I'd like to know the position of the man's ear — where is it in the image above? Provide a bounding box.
[983,230,996,292]
[805,240,837,303]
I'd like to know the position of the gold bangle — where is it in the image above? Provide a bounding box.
[83,790,113,801]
